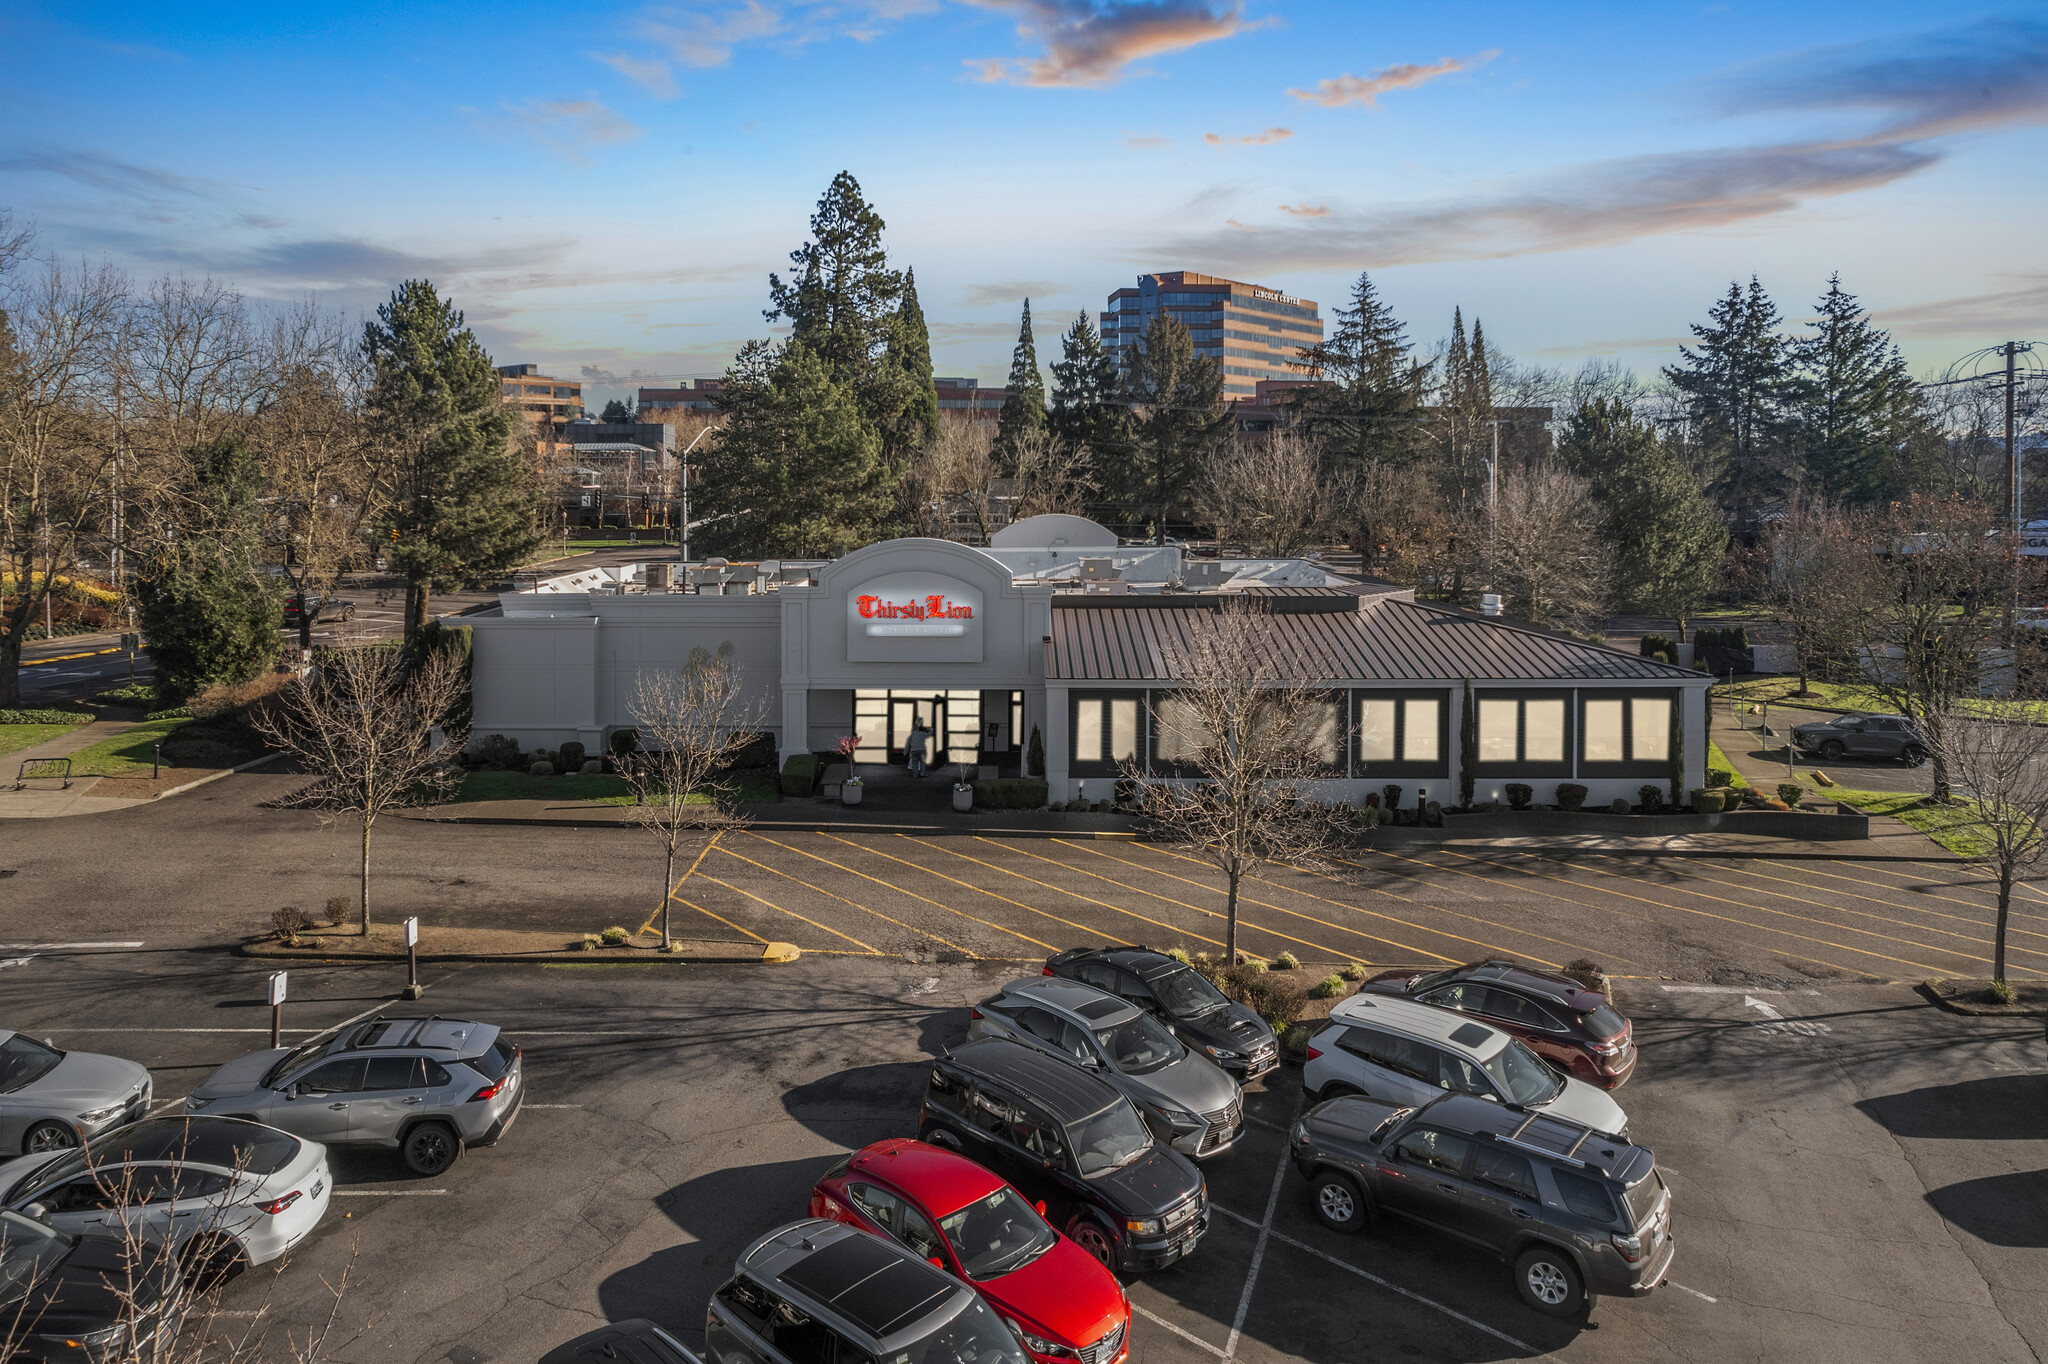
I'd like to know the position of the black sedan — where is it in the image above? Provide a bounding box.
[2,1208,185,1364]
[1043,946,1279,1079]
[281,594,356,628]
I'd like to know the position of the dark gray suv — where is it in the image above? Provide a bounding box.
[1290,1092,1674,1317]
[1790,713,1927,766]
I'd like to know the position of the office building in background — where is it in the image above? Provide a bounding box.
[1100,272,1322,402]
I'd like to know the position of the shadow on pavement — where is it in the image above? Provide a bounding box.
[779,1060,931,1148]
[1857,1074,2048,1141]
[1925,1169,2048,1247]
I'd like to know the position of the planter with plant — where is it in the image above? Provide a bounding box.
[599,925,629,947]
[1555,783,1588,811]
[1505,783,1533,810]
[1777,781,1806,808]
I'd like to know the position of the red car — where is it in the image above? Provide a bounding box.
[810,1138,1130,1364]
[1362,959,1637,1088]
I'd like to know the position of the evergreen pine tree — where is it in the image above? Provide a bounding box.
[890,267,941,452]
[995,299,1048,467]
[362,279,538,642]
[600,398,633,422]
[135,434,282,704]
[1116,313,1229,541]
[1294,271,1431,472]
[1664,277,1794,525]
[1049,313,1130,463]
[1788,274,1925,505]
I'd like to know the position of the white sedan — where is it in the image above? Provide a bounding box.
[0,1031,153,1155]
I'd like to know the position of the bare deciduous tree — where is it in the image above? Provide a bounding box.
[1483,465,1612,634]
[256,646,469,932]
[904,415,1001,543]
[1008,425,1097,521]
[1930,712,2048,989]
[1752,497,1882,695]
[620,644,763,949]
[1131,599,1343,959]
[1201,428,1322,557]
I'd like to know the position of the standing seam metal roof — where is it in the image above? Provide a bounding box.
[1046,597,1706,683]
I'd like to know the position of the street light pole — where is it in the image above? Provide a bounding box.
[675,424,715,566]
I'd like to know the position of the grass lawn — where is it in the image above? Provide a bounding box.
[1798,776,2000,856]
[1711,676,2048,724]
[455,769,780,805]
[0,720,90,761]
[1706,739,1751,789]
[64,718,192,776]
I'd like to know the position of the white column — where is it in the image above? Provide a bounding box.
[780,687,809,765]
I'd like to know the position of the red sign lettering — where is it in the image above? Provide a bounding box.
[854,592,974,621]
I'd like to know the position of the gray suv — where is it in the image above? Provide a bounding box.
[1291,1091,1674,1317]
[183,1016,521,1175]
[1790,713,1927,766]
[969,977,1244,1158]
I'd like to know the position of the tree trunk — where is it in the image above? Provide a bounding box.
[0,631,20,708]
[359,816,373,935]
[662,839,676,951]
[404,579,432,646]
[1995,864,2012,985]
[1225,861,1240,961]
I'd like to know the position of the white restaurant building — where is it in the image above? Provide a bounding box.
[459,515,1711,807]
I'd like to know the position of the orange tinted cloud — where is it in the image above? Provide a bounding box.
[967,1,1259,88]
[1288,50,1496,108]
[1204,127,1293,146]
[1277,202,1329,216]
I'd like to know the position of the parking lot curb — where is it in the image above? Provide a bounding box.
[237,938,802,966]
[1918,978,2048,1016]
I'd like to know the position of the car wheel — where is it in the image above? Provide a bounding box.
[1819,739,1846,761]
[1514,1246,1585,1317]
[1902,745,1927,767]
[923,1128,963,1151]
[1314,1083,1363,1104]
[1065,1215,1119,1273]
[179,1233,245,1291]
[1310,1172,1368,1233]
[402,1122,463,1176]
[23,1121,78,1154]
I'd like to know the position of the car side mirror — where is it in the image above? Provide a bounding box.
[1035,1200,1047,1217]
[22,1203,48,1222]
[927,1256,944,1269]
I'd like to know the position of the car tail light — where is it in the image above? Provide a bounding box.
[1305,1044,1322,1061]
[469,1077,509,1102]
[1610,1231,1644,1262]
[1042,965,1055,976]
[258,1191,302,1215]
[968,1008,983,1021]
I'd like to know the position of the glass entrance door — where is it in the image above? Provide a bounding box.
[890,697,946,764]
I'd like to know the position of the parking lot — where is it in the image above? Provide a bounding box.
[3,943,2042,1364]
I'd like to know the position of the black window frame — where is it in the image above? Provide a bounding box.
[1352,689,1450,778]
[1473,689,1576,779]
[1471,1145,1539,1201]
[1069,690,1147,778]
[1576,691,1678,778]
[1144,689,1205,778]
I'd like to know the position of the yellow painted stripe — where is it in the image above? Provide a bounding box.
[715,843,981,959]
[696,873,880,954]
[749,833,1059,953]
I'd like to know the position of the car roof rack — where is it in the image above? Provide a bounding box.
[1496,1109,1604,1169]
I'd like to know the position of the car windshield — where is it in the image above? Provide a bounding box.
[1482,1040,1563,1106]
[1580,1003,1628,1040]
[1092,1013,1184,1075]
[1067,1101,1154,1178]
[938,1187,1057,1281]
[0,1035,62,1095]
[1404,968,1460,995]
[263,1038,337,1088]
[1148,965,1231,1020]
[11,1149,91,1201]
[0,1210,69,1307]
[883,1297,1028,1364]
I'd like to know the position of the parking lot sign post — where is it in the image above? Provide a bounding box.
[402,917,424,1000]
[121,632,139,683]
[268,971,287,1047]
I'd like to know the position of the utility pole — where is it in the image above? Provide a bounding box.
[2007,341,2021,534]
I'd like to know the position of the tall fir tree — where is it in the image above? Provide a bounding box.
[1049,313,1130,461]
[1440,308,1497,502]
[890,266,941,452]
[1788,274,1925,505]
[995,298,1048,467]
[362,279,537,642]
[1115,313,1229,541]
[1294,271,1432,472]
[1664,277,1794,525]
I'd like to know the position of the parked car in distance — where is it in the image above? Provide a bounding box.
[1,1206,186,1364]
[969,976,1244,1157]
[0,1116,331,1278]
[918,1039,1207,1274]
[184,1015,521,1175]
[705,1219,1028,1364]
[539,1319,700,1364]
[1,1032,154,1155]
[1042,946,1279,1081]
[281,593,355,628]
[1360,960,1636,1088]
[810,1138,1129,1364]
[1304,995,1628,1137]
[1789,713,1926,766]
[1291,1092,1674,1316]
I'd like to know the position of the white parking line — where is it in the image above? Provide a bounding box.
[1658,984,1819,995]
[1222,1146,1292,1359]
[1129,1303,1225,1357]
[0,941,145,950]
[0,957,34,970]
[1668,1281,1718,1303]
[331,1189,450,1197]
[524,1104,582,1109]
[1208,1205,1537,1354]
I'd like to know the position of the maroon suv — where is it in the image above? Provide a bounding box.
[1361,960,1636,1088]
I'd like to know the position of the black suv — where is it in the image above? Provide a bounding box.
[1289,1092,1674,1317]
[917,1039,1208,1274]
[1043,946,1279,1080]
[2,1207,185,1364]
[1790,713,1927,766]
[705,1219,1026,1364]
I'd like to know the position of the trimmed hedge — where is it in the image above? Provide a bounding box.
[781,753,818,796]
[0,708,93,725]
[973,778,1048,810]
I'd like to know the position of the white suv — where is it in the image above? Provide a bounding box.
[1303,995,1629,1137]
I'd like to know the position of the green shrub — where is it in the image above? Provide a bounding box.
[478,734,523,768]
[1985,979,2017,1005]
[91,684,157,707]
[1165,947,1191,964]
[721,731,778,771]
[571,935,598,952]
[1270,951,1299,971]
[780,753,817,795]
[1279,1023,1314,1056]
[1692,788,1726,813]
[1504,783,1533,810]
[559,741,587,772]
[270,905,307,940]
[0,708,94,724]
[599,925,629,945]
[1609,797,1630,814]
[609,729,639,756]
[323,896,351,927]
[974,778,1049,810]
[145,706,191,721]
[529,761,555,777]
[1311,973,1345,999]
[1555,783,1587,811]
[1026,725,1044,778]
[1705,767,1733,789]
[1339,961,1367,981]
[1243,958,1267,975]
[1382,784,1403,812]
[1777,781,1806,806]
[1638,633,1679,667]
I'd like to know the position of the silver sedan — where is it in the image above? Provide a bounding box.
[0,1032,153,1156]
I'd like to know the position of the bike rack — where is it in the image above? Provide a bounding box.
[13,757,73,790]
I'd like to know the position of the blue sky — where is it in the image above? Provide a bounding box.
[3,2,2044,411]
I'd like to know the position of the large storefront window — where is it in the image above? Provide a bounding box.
[854,689,983,766]
[1475,691,1573,777]
[1355,691,1448,776]
[1579,693,1674,775]
[1072,692,1142,776]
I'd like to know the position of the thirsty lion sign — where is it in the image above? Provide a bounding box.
[844,572,984,661]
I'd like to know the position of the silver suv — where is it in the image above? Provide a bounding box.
[969,977,1244,1158]
[183,1016,521,1175]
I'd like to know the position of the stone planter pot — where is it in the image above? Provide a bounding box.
[841,779,863,807]
[952,783,974,813]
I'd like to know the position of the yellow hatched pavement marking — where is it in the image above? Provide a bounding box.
[820,833,1117,948]
[672,894,768,944]
[716,842,980,959]
[748,833,1060,953]
[641,832,726,938]
[695,873,879,954]
[906,834,1221,949]
[1816,860,2048,924]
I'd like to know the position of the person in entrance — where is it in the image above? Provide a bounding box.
[906,721,931,778]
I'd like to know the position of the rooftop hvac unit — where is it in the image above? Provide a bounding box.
[1480,593,1503,617]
